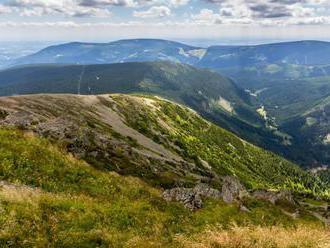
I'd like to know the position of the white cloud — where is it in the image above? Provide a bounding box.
[191,0,330,26]
[168,0,190,7]
[0,5,12,14]
[0,0,329,26]
[133,6,171,18]
[2,0,113,17]
[191,9,221,24]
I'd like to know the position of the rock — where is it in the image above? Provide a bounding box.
[252,189,294,205]
[239,204,250,212]
[162,183,222,210]
[221,176,248,203]
[194,183,222,199]
[163,187,202,210]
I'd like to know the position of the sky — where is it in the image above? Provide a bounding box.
[0,0,330,44]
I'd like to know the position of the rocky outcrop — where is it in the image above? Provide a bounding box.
[162,183,222,210]
[194,183,222,199]
[222,176,249,203]
[252,189,294,204]
[163,176,251,210]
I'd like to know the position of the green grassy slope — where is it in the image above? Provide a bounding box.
[0,94,328,198]
[110,94,328,195]
[0,129,328,247]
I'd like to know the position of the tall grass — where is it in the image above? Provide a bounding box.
[177,224,330,248]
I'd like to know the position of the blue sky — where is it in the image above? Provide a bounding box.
[0,0,330,43]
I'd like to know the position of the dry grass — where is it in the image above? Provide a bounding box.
[176,224,330,248]
[0,181,41,205]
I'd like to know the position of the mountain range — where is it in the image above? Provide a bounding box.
[0,38,329,246]
[10,39,330,68]
[8,38,330,168]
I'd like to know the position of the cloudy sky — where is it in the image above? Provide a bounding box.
[0,0,330,43]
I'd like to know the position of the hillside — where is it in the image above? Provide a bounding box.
[0,93,328,195]
[11,39,204,66]
[219,64,330,166]
[3,61,330,168]
[220,64,330,121]
[199,41,330,69]
[11,40,330,69]
[0,93,329,247]
[0,62,248,107]
[280,95,330,166]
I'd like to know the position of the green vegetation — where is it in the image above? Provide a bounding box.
[0,129,327,247]
[111,95,329,197]
[319,169,330,188]
[0,94,328,198]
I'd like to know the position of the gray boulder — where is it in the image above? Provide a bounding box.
[252,189,294,204]
[194,183,222,199]
[162,183,222,210]
[221,176,249,203]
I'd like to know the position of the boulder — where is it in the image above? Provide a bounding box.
[194,183,222,199]
[162,183,222,210]
[163,187,202,210]
[252,189,294,205]
[221,176,249,203]
[239,203,250,212]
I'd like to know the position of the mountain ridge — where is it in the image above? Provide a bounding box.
[10,39,330,68]
[0,93,328,196]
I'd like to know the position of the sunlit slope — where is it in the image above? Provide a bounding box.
[0,93,327,196]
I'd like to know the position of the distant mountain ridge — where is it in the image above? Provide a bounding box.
[11,39,205,66]
[10,39,330,68]
[198,40,330,69]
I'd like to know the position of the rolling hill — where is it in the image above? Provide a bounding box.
[198,40,330,69]
[0,93,329,246]
[11,39,205,66]
[0,61,301,166]
[11,39,330,69]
